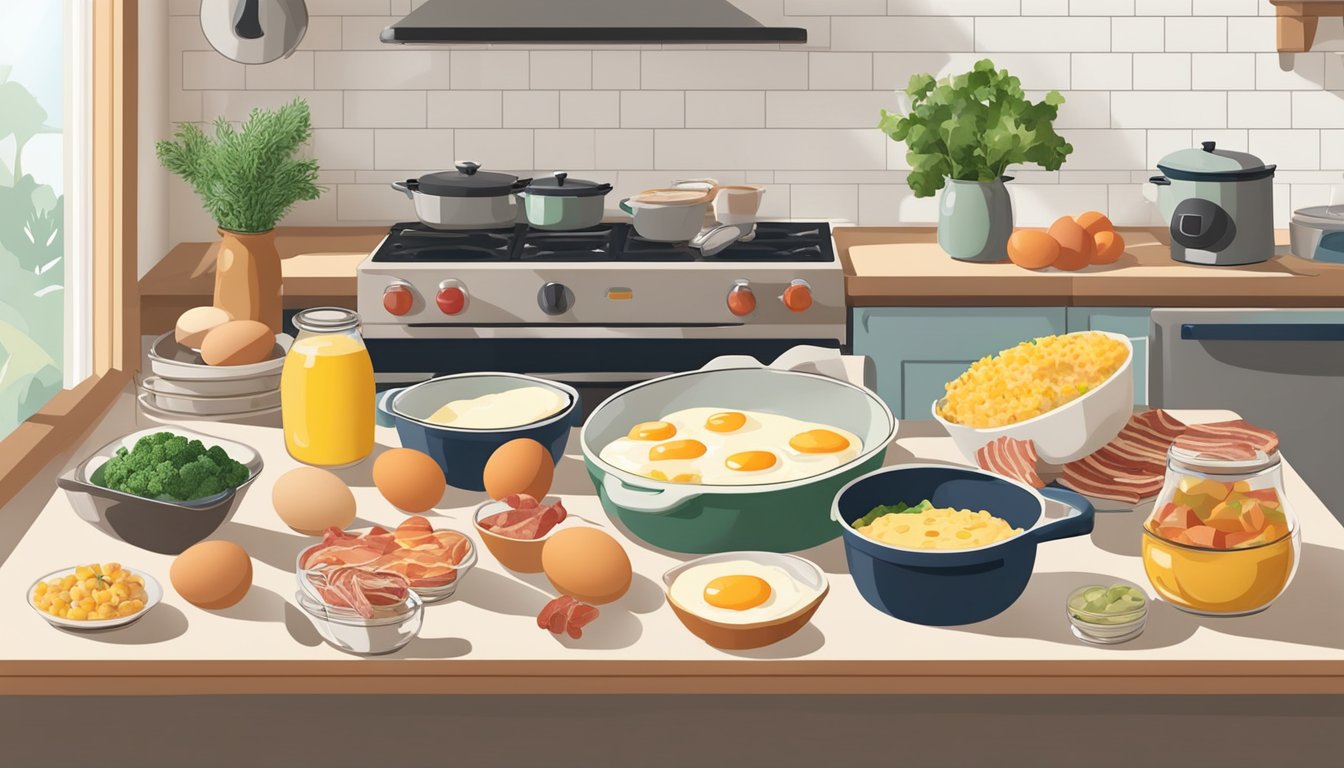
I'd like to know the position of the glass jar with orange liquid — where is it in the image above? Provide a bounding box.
[281,308,375,467]
[1142,443,1299,616]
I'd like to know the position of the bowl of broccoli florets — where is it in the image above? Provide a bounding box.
[57,428,263,554]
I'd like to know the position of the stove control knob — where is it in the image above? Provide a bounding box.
[781,279,813,313]
[727,280,756,317]
[538,282,572,315]
[383,282,414,316]
[436,280,467,315]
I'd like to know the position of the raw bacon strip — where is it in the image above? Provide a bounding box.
[975,436,1045,489]
[306,565,410,619]
[302,520,472,590]
[1175,420,1279,459]
[536,595,600,639]
[1058,409,1188,504]
[480,496,569,540]
[564,601,600,640]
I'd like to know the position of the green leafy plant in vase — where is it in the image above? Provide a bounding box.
[157,98,322,333]
[879,59,1072,262]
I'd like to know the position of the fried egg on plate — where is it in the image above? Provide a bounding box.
[598,407,862,486]
[667,559,819,625]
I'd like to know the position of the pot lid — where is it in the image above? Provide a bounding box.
[525,172,613,197]
[1157,141,1275,181]
[1292,205,1344,226]
[630,188,713,206]
[413,161,526,197]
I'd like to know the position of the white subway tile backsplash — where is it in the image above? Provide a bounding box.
[976,18,1110,52]
[428,92,503,128]
[1249,129,1320,170]
[561,91,621,128]
[620,91,684,128]
[504,92,560,128]
[685,92,767,128]
[1134,53,1192,90]
[163,0,1344,238]
[374,129,454,170]
[642,51,807,90]
[833,16,974,52]
[1071,54,1133,91]
[344,91,425,128]
[766,91,894,128]
[535,129,597,170]
[531,52,593,91]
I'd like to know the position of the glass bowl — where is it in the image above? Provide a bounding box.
[294,589,423,655]
[1065,582,1147,645]
[1141,524,1300,616]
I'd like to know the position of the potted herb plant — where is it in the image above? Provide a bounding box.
[156,98,321,333]
[879,59,1072,262]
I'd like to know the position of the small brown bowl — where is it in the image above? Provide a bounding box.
[662,552,829,650]
[472,498,567,573]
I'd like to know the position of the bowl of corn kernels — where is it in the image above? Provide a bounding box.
[29,563,162,630]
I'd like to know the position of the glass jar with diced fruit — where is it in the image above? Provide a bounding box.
[1142,444,1299,616]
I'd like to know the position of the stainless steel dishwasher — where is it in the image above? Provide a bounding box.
[1151,308,1344,521]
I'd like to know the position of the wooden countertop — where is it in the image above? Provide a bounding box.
[4,402,1343,696]
[836,227,1344,307]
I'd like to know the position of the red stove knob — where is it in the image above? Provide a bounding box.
[436,281,467,315]
[727,280,756,317]
[383,283,414,316]
[781,279,813,313]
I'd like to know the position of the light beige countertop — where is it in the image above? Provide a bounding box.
[3,402,1343,695]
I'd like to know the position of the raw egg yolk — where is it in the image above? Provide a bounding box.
[647,469,702,483]
[628,421,677,441]
[789,429,850,454]
[649,439,707,461]
[725,451,777,472]
[704,575,772,611]
[705,411,747,433]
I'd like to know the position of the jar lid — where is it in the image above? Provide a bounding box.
[1156,141,1276,182]
[413,161,528,198]
[294,307,361,334]
[525,172,613,198]
[1168,443,1281,476]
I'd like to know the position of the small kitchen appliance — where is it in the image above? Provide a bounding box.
[1148,141,1275,267]
[1289,206,1344,263]
[355,220,847,411]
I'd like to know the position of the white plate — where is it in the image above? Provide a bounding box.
[136,391,282,424]
[140,374,281,398]
[27,567,163,631]
[138,385,281,416]
[147,331,292,381]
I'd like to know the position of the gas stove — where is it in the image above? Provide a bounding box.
[355,220,847,387]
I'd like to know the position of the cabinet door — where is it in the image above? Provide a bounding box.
[852,307,1068,419]
[1066,307,1151,405]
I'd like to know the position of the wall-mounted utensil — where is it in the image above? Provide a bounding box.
[200,0,308,64]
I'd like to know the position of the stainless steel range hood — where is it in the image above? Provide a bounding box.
[380,0,807,45]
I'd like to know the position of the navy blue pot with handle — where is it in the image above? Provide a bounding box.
[832,464,1095,626]
[376,373,582,492]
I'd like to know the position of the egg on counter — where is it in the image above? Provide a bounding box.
[199,319,275,366]
[373,448,447,513]
[667,559,819,625]
[483,438,554,501]
[175,306,233,349]
[542,527,631,605]
[170,540,252,609]
[273,467,357,535]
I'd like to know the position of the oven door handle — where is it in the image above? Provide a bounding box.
[1181,323,1344,341]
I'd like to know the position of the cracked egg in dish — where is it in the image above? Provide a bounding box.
[667,559,821,625]
[598,407,862,485]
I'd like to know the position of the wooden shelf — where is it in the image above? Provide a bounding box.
[1271,1,1344,53]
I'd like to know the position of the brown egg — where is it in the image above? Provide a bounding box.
[1048,216,1094,271]
[542,527,632,605]
[483,438,554,501]
[1006,230,1060,270]
[170,540,252,609]
[1076,211,1115,239]
[373,448,447,513]
[199,320,274,366]
[272,466,357,535]
[1093,230,1126,265]
[175,306,232,349]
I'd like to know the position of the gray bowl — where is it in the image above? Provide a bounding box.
[56,427,263,554]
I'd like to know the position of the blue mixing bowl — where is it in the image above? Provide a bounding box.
[832,464,1095,626]
[376,373,582,492]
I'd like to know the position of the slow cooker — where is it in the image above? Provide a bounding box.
[1148,141,1275,266]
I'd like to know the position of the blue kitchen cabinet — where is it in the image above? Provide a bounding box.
[1065,307,1151,405]
[851,307,1068,419]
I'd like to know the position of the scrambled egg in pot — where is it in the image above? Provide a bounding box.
[853,500,1023,550]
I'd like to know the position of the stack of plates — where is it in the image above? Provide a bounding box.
[138,331,292,419]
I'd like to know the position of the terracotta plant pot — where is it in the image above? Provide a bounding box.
[214,228,282,333]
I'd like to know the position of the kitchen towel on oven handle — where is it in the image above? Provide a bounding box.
[699,345,872,389]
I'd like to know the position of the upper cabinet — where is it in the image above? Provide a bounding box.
[1270,1,1344,53]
